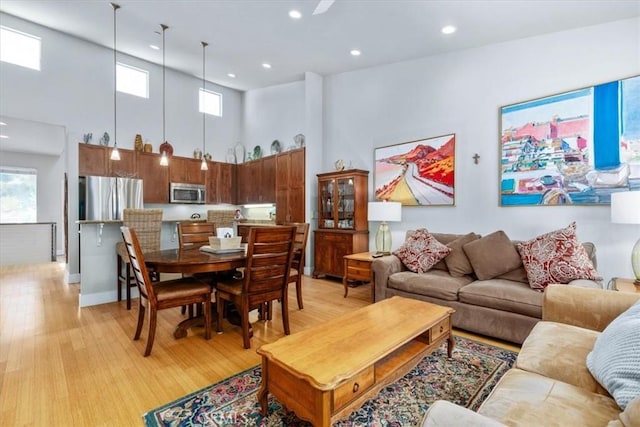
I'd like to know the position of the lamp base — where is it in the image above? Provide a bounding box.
[375,222,392,255]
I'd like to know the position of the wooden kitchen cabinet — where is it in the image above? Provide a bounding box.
[206,161,236,204]
[79,143,136,177]
[313,169,369,279]
[136,151,169,203]
[169,157,206,184]
[108,148,136,177]
[235,155,276,204]
[275,148,305,223]
[78,144,109,176]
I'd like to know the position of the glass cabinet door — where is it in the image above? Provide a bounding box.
[336,177,355,229]
[318,178,335,228]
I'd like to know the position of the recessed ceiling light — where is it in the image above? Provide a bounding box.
[350,49,361,56]
[0,122,6,126]
[262,63,272,69]
[441,25,457,35]
[149,44,160,50]
[0,135,9,139]
[289,10,302,19]
[227,73,236,78]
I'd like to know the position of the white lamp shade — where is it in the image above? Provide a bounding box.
[611,191,640,224]
[368,201,402,222]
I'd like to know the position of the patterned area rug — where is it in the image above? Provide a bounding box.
[143,336,516,427]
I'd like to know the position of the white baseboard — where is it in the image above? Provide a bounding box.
[79,288,140,308]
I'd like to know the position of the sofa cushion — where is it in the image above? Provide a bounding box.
[516,222,601,291]
[478,369,621,426]
[516,321,605,394]
[430,232,465,271]
[444,232,480,277]
[393,229,451,273]
[387,270,473,301]
[458,279,542,318]
[463,231,522,280]
[586,300,640,410]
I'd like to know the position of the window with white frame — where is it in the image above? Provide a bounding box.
[199,88,222,117]
[116,63,149,98]
[0,26,41,71]
[0,166,37,223]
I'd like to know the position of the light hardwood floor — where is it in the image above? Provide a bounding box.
[0,262,518,426]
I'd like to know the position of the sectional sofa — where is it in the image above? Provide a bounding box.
[421,285,640,427]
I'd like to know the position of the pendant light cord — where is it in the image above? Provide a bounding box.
[202,41,207,153]
[112,3,120,148]
[161,24,168,144]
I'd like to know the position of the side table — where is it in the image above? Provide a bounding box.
[611,277,640,293]
[343,252,376,302]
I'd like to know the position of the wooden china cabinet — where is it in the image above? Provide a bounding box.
[313,169,369,279]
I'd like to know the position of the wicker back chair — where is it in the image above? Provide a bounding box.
[116,209,163,309]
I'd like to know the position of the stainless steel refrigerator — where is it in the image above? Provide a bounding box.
[83,176,144,220]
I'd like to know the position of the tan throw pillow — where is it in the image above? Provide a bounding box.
[516,222,601,291]
[393,228,451,273]
[462,230,522,280]
[444,232,480,277]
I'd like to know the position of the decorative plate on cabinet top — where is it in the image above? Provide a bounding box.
[253,145,262,159]
[270,140,281,155]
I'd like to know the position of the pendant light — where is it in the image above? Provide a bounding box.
[159,23,169,167]
[109,2,121,161]
[200,41,208,171]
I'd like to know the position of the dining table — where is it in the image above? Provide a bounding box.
[143,247,246,339]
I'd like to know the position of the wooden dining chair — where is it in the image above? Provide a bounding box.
[116,209,162,310]
[215,226,296,349]
[284,222,310,310]
[121,226,213,357]
[177,221,217,315]
[177,221,216,249]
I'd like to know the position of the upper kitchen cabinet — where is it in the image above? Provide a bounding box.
[236,155,276,204]
[275,148,305,223]
[169,157,206,185]
[206,161,236,204]
[78,143,136,177]
[78,144,108,176]
[137,152,169,203]
[108,148,136,177]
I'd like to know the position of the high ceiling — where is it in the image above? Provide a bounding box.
[1,1,639,91]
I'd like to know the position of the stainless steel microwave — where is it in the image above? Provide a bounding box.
[170,182,206,204]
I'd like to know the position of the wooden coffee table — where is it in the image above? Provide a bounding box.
[256,296,455,426]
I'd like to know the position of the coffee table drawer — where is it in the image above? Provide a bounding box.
[333,366,374,410]
[431,317,450,342]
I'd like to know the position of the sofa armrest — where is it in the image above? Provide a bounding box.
[420,400,506,427]
[543,284,640,332]
[372,255,405,302]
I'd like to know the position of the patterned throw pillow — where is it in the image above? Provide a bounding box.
[393,228,451,273]
[586,300,640,410]
[516,222,601,291]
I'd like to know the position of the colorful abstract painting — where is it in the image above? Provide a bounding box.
[500,75,640,206]
[374,134,455,206]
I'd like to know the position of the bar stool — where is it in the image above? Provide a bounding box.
[116,209,163,309]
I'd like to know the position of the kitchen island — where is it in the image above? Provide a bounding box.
[77,218,200,307]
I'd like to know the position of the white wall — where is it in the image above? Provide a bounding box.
[0,13,244,279]
[242,80,305,157]
[322,18,640,284]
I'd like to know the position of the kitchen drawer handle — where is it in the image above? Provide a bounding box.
[353,382,359,393]
[439,325,444,333]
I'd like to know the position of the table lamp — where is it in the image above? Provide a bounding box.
[368,201,402,255]
[611,191,640,284]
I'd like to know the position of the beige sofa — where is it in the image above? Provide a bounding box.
[372,231,601,344]
[422,285,640,427]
